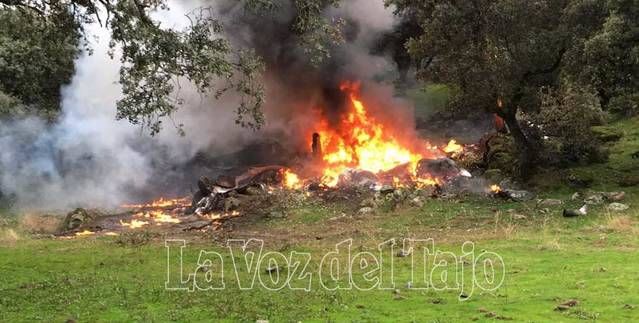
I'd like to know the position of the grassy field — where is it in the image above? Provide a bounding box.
[1,118,638,322]
[1,189,638,322]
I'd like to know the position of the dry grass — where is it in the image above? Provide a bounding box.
[538,236,562,251]
[604,215,637,233]
[0,228,20,246]
[19,213,62,234]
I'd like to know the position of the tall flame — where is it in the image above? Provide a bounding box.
[313,82,428,186]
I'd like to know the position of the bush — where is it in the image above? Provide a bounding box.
[534,86,609,166]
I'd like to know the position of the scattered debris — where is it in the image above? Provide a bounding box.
[563,205,588,218]
[585,194,605,205]
[607,203,629,212]
[62,208,96,231]
[492,189,535,202]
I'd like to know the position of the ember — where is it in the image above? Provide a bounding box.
[443,139,463,155]
[136,211,181,225]
[282,169,303,190]
[74,230,95,237]
[121,197,190,209]
[120,219,149,229]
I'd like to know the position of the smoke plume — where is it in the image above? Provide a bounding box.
[0,0,409,210]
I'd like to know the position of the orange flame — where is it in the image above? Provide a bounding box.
[490,184,502,193]
[121,197,190,209]
[75,230,95,237]
[120,219,149,229]
[135,211,181,225]
[313,82,430,187]
[282,169,303,189]
[442,139,463,154]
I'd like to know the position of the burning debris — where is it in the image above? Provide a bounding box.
[56,81,545,238]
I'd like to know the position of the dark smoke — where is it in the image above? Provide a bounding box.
[0,0,412,211]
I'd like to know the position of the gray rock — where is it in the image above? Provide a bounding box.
[602,191,625,202]
[607,203,629,212]
[585,193,605,205]
[504,189,535,202]
[410,196,425,208]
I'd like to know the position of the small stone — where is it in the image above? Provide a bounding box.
[410,196,425,208]
[607,203,629,212]
[358,207,375,215]
[267,210,287,219]
[512,214,527,220]
[585,193,605,205]
[504,189,535,201]
[603,191,625,202]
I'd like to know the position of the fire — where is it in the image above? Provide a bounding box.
[75,230,95,237]
[443,139,463,155]
[120,219,149,229]
[313,82,430,187]
[135,211,181,225]
[282,169,303,189]
[490,184,502,193]
[121,197,190,209]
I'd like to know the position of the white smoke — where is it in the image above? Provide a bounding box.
[0,1,403,211]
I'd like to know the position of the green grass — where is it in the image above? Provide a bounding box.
[1,117,638,322]
[1,227,638,322]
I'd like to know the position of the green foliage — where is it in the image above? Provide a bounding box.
[109,4,265,134]
[564,0,639,116]
[534,86,608,165]
[292,0,345,66]
[0,7,80,117]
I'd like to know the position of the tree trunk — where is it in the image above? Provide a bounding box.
[501,109,537,180]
